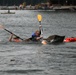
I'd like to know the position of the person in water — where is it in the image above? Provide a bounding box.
[30,30,43,41]
[31,25,43,41]
[9,34,22,42]
[9,25,43,42]
[25,25,43,42]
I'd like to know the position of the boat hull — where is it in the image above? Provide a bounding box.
[45,35,65,44]
[25,35,65,44]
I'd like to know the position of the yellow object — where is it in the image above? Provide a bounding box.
[41,40,47,45]
[37,14,42,22]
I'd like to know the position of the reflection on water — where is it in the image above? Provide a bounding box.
[0,10,76,75]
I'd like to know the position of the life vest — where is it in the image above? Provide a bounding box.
[31,33,38,41]
[32,33,36,37]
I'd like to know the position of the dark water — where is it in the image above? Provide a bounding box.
[0,10,76,75]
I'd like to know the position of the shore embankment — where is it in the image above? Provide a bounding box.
[0,5,76,11]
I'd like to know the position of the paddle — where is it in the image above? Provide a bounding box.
[0,25,24,40]
[37,14,42,25]
[37,14,47,45]
[37,14,43,35]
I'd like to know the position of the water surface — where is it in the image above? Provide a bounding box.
[0,10,76,75]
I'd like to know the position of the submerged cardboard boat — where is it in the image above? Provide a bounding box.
[0,35,65,45]
[25,35,65,44]
[45,35,65,44]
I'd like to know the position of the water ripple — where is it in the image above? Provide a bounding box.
[0,69,43,74]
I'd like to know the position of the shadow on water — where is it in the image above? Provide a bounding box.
[0,69,43,74]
